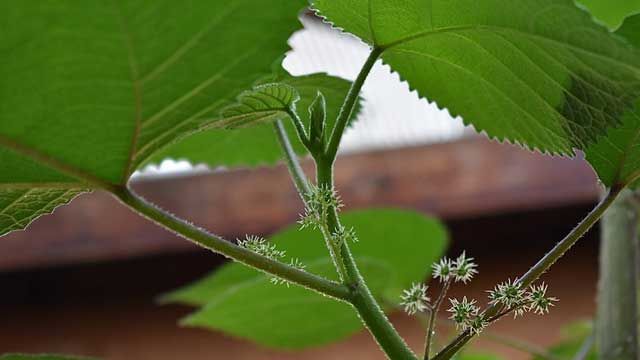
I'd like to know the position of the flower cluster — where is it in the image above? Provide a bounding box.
[432,252,478,283]
[331,225,359,245]
[400,283,430,315]
[487,280,558,318]
[447,297,486,334]
[237,235,285,260]
[527,283,558,315]
[299,184,343,230]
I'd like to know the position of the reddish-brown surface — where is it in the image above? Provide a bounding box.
[0,138,602,359]
[0,138,598,271]
[0,242,596,359]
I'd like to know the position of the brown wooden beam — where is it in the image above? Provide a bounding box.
[0,138,599,271]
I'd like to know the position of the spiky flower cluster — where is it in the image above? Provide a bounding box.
[331,225,359,245]
[447,297,485,334]
[270,258,307,286]
[452,252,478,283]
[432,258,454,282]
[299,184,343,230]
[527,283,558,315]
[400,283,430,315]
[238,235,285,260]
[487,280,558,318]
[432,252,478,283]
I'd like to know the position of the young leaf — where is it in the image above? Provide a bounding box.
[312,0,640,155]
[161,209,448,348]
[585,15,640,189]
[209,84,299,130]
[148,73,360,168]
[0,1,306,236]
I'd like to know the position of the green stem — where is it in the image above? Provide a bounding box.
[325,47,381,160]
[273,120,311,197]
[433,186,624,360]
[113,186,350,301]
[316,158,416,360]
[282,47,413,359]
[425,279,451,359]
[596,189,639,359]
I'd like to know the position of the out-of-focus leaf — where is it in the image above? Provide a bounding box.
[162,209,448,348]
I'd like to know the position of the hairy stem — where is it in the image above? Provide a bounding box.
[317,158,417,359]
[433,186,624,360]
[425,279,451,359]
[325,47,381,160]
[279,46,415,359]
[273,120,310,197]
[113,186,350,301]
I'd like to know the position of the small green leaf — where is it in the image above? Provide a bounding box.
[162,209,448,348]
[0,355,95,360]
[586,15,640,189]
[308,92,327,145]
[150,73,360,168]
[313,0,640,155]
[211,84,299,129]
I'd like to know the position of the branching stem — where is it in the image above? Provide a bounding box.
[425,278,451,359]
[432,186,624,359]
[113,186,350,301]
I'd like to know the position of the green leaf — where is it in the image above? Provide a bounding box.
[312,0,640,155]
[0,188,85,236]
[533,320,596,360]
[162,209,448,348]
[210,84,299,130]
[148,72,359,168]
[0,1,306,236]
[0,355,95,360]
[577,0,640,29]
[453,353,504,360]
[586,15,640,189]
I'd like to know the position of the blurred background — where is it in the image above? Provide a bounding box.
[0,12,606,360]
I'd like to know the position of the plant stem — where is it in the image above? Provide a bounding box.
[316,157,416,359]
[273,120,311,197]
[425,279,451,359]
[113,186,350,301]
[325,47,381,160]
[596,189,639,359]
[432,186,624,360]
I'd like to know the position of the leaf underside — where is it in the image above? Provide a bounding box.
[0,0,306,236]
[313,0,640,156]
[162,209,448,349]
[586,14,640,189]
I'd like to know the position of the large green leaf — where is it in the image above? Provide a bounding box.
[577,0,640,29]
[586,15,640,189]
[0,1,306,236]
[162,209,448,348]
[312,0,640,155]
[149,72,358,168]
